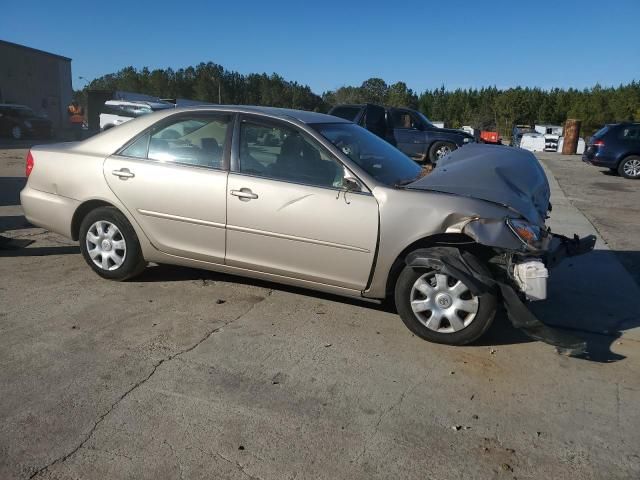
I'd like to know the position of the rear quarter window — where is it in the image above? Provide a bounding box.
[619,126,640,140]
[593,125,610,138]
[329,106,361,121]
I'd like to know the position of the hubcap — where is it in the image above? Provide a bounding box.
[86,221,126,271]
[436,145,452,160]
[623,159,640,177]
[410,272,479,333]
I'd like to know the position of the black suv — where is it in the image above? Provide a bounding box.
[582,122,640,179]
[0,104,53,140]
[328,103,474,163]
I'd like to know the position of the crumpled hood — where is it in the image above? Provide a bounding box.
[408,143,550,224]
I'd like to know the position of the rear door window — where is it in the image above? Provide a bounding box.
[119,114,231,169]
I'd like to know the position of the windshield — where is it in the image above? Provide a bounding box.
[312,122,421,187]
[415,111,435,128]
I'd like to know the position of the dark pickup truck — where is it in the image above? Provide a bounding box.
[328,103,474,163]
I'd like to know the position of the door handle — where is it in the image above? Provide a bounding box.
[112,168,135,179]
[230,188,258,200]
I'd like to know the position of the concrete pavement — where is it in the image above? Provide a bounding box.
[1,147,639,479]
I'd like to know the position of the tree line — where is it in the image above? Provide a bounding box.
[81,63,639,137]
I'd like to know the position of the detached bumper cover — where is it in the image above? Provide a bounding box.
[545,233,597,268]
[406,234,596,356]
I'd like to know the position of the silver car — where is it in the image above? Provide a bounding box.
[20,106,595,349]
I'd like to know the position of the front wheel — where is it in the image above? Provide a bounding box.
[428,141,457,163]
[394,252,497,345]
[79,206,146,280]
[618,156,640,179]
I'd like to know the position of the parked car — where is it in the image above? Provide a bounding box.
[0,104,53,140]
[328,104,475,163]
[100,100,174,130]
[510,124,536,147]
[582,122,640,179]
[20,106,594,350]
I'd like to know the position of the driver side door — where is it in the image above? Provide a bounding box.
[225,116,379,290]
[389,108,426,160]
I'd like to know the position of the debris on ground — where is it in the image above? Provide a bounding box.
[501,463,513,472]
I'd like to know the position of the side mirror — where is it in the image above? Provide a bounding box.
[343,176,362,192]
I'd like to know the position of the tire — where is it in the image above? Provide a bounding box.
[394,249,497,345]
[79,206,146,281]
[617,155,640,179]
[11,125,22,140]
[428,141,457,163]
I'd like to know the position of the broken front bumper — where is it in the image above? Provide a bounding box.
[503,232,596,355]
[405,233,597,356]
[544,232,597,268]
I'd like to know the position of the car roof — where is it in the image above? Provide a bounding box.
[105,100,172,108]
[185,105,351,124]
[65,105,352,157]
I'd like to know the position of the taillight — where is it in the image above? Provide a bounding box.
[25,150,34,178]
[593,139,605,147]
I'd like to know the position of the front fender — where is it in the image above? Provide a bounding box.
[462,218,525,252]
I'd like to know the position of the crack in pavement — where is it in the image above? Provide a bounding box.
[214,451,264,480]
[351,380,420,463]
[27,291,273,479]
[192,445,263,480]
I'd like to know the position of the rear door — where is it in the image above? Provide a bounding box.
[104,112,232,263]
[389,108,426,160]
[225,115,379,290]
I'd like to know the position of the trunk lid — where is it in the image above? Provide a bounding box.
[407,144,550,225]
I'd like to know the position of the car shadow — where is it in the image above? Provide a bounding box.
[133,260,637,364]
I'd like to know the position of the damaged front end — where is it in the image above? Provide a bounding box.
[412,217,596,355]
[403,144,597,354]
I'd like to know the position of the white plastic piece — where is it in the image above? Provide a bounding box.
[513,260,548,301]
[519,133,546,152]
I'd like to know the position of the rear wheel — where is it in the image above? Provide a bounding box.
[618,156,640,179]
[79,207,146,280]
[428,141,456,163]
[394,249,497,345]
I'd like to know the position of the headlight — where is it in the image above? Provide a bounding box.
[506,218,543,250]
[24,120,32,129]
[463,137,473,143]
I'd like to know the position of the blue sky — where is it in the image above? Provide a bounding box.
[2,0,639,93]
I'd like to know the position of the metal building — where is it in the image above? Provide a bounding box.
[0,40,72,132]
